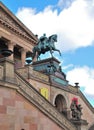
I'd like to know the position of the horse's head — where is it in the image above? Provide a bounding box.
[49,34,57,42]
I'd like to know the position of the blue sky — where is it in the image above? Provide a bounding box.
[1,0,94,107]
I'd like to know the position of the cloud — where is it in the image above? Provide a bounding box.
[66,66,94,96]
[16,0,94,52]
[57,0,76,10]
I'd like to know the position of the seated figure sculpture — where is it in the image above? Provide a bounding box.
[70,99,82,120]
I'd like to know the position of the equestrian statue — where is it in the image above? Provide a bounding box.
[32,34,61,60]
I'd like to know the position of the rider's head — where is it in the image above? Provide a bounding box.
[43,33,46,37]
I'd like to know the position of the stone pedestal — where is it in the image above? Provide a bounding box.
[32,57,68,87]
[32,57,60,73]
[71,119,88,130]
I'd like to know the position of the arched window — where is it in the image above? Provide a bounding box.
[55,94,67,116]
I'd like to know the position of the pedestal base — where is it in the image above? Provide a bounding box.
[70,119,88,130]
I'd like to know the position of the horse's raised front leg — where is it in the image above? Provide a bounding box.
[58,50,61,56]
[55,49,61,56]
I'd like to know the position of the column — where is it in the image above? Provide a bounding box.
[20,48,27,67]
[7,41,15,61]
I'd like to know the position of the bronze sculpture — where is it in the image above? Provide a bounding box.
[32,34,61,60]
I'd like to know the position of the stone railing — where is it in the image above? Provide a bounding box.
[17,66,49,82]
[68,85,78,93]
[15,71,77,130]
[16,67,28,79]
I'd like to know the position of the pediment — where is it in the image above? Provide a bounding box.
[0,2,37,44]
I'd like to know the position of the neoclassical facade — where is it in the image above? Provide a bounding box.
[0,2,94,130]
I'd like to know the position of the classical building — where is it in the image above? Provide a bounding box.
[0,2,94,130]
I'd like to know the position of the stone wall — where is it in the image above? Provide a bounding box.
[0,87,63,130]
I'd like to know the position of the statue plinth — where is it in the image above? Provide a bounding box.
[32,57,68,87]
[32,57,60,74]
[70,119,88,130]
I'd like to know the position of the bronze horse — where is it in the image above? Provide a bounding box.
[32,34,61,60]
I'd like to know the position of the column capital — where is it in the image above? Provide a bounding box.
[19,48,28,53]
[7,40,16,46]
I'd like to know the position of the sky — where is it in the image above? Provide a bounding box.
[1,0,94,107]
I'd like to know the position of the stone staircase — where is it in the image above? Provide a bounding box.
[15,71,77,130]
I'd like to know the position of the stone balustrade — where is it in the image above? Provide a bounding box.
[68,85,78,93]
[17,65,49,82]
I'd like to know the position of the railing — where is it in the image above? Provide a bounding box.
[68,85,78,93]
[17,65,49,82]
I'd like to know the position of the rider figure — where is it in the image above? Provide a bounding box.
[38,33,47,51]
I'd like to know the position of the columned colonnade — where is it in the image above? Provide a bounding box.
[0,38,32,68]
